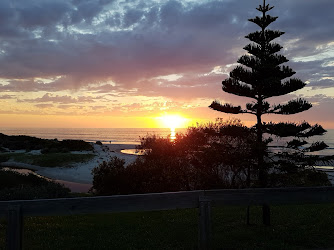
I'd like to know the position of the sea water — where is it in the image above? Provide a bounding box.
[0,127,186,145]
[0,127,333,155]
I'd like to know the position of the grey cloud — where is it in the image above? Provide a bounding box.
[123,9,144,28]
[105,13,122,27]
[18,93,95,104]
[307,79,334,89]
[9,0,111,29]
[134,73,225,100]
[0,2,15,27]
[35,103,54,109]
[57,104,76,109]
[71,0,104,24]
[87,84,117,93]
[159,1,184,29]
[0,0,248,84]
[272,0,334,44]
[0,78,83,92]
[16,1,72,28]
[291,96,334,124]
[283,60,334,86]
[303,95,334,104]
[91,105,108,111]
[0,80,52,92]
[0,0,332,104]
[0,95,15,99]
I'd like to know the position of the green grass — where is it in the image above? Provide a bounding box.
[0,153,95,167]
[212,204,334,249]
[0,209,198,250]
[1,204,334,249]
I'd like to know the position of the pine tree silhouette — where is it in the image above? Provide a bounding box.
[210,0,330,188]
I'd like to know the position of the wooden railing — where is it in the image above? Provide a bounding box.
[1,186,334,250]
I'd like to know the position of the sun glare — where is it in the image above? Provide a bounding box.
[158,114,188,129]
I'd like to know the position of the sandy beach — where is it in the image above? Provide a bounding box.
[1,143,139,192]
[37,143,138,183]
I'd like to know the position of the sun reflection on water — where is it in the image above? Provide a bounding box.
[170,128,176,141]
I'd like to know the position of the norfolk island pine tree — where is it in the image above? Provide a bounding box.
[209,0,331,190]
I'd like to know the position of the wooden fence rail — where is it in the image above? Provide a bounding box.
[1,186,334,250]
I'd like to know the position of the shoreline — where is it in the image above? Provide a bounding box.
[37,143,139,186]
[1,141,333,192]
[0,143,139,193]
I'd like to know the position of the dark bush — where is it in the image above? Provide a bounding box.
[268,169,330,187]
[0,154,9,163]
[60,140,93,151]
[0,182,71,201]
[91,118,330,196]
[0,133,93,152]
[0,133,47,150]
[91,157,129,195]
[92,119,258,195]
[0,170,71,200]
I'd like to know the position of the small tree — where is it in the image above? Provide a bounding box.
[210,0,330,188]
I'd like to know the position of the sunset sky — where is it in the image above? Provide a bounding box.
[0,0,333,128]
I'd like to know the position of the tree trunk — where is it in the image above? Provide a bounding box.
[257,95,270,226]
[256,102,266,188]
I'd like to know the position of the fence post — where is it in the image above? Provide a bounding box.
[6,205,23,250]
[199,197,211,250]
[262,203,271,226]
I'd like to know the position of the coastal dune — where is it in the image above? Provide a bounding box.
[2,143,138,193]
[38,143,138,191]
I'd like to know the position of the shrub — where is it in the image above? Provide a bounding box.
[0,133,93,152]
[91,119,330,196]
[92,119,259,195]
[0,154,9,163]
[60,140,93,151]
[0,170,71,200]
[0,182,71,201]
[91,157,130,195]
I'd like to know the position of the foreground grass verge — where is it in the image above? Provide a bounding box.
[1,203,334,249]
[0,152,95,167]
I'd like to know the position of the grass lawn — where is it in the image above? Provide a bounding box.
[0,152,95,167]
[1,203,334,249]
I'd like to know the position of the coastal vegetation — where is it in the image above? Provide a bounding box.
[0,133,95,167]
[0,133,93,152]
[0,133,94,200]
[91,119,330,196]
[0,170,70,201]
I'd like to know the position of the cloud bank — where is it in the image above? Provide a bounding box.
[0,0,333,126]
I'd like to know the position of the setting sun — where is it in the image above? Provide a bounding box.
[158,114,189,129]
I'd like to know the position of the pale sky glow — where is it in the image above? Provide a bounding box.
[0,0,333,128]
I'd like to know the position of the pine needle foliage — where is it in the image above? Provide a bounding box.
[209,0,331,187]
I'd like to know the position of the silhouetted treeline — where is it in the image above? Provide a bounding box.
[91,119,330,196]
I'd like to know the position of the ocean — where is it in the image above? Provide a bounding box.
[0,127,333,155]
[0,127,186,145]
